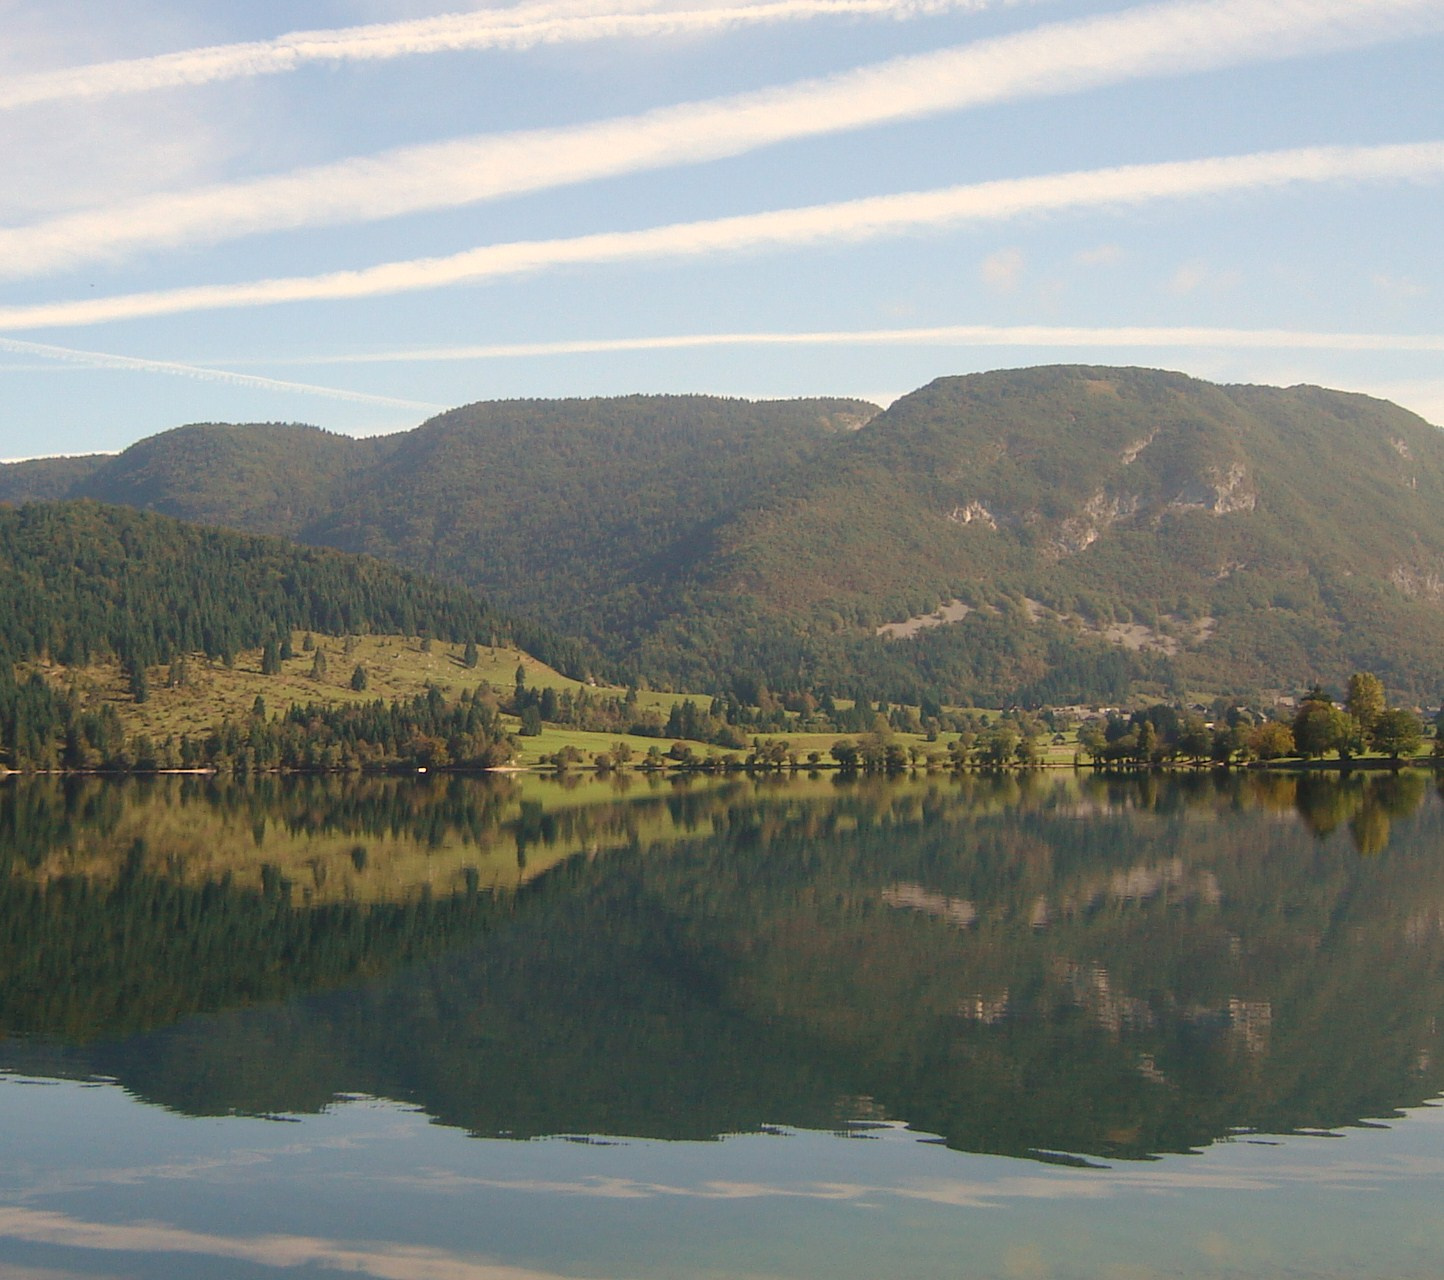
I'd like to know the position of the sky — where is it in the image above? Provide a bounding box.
[0,0,1441,458]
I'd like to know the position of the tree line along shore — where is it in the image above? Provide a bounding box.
[2,628,1434,778]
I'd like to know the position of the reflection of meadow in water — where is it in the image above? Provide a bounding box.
[3,769,1444,1165]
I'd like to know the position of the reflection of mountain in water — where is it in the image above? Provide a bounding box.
[3,771,1443,1162]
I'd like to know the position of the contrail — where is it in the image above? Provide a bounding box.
[3,0,1439,279]
[0,337,444,410]
[258,324,1444,363]
[0,0,1001,111]
[2,141,1439,331]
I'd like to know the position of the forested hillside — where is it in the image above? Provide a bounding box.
[7,370,1444,704]
[678,367,1444,701]
[0,502,594,768]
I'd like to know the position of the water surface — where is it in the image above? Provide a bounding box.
[2,770,1442,1277]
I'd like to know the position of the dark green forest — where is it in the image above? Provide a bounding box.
[0,502,595,770]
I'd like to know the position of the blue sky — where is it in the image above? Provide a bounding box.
[1,0,1441,457]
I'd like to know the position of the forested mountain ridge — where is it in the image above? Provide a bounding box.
[6,370,1444,703]
[301,394,878,636]
[681,367,1444,699]
[0,423,399,537]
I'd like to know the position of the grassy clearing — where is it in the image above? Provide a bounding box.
[30,633,559,741]
[29,633,730,762]
[29,631,1073,770]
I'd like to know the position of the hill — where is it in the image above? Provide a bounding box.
[7,370,1444,703]
[0,501,597,769]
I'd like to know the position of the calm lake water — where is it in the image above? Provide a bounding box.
[3,769,1444,1278]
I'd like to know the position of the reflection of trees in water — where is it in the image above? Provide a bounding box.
[4,771,1444,1163]
[1285,772,1428,852]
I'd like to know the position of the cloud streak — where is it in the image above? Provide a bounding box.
[263,323,1444,364]
[0,0,1000,111]
[0,337,444,409]
[3,141,1440,331]
[3,0,1440,278]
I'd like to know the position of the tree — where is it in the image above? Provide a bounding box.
[830,739,859,770]
[1177,714,1212,764]
[519,704,542,736]
[310,648,329,681]
[1371,707,1422,764]
[261,640,282,676]
[1133,719,1157,765]
[1345,672,1386,744]
[1078,720,1108,764]
[350,663,368,692]
[463,639,479,669]
[975,725,1019,768]
[1292,692,1350,759]
[1247,720,1295,761]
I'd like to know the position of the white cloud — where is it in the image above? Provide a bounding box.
[981,247,1025,292]
[1169,261,1209,294]
[1372,272,1428,300]
[3,141,1441,331]
[1168,259,1243,296]
[0,336,443,410]
[2,0,1440,278]
[1075,244,1124,267]
[0,0,1003,110]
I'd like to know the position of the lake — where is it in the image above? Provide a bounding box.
[2,768,1443,1278]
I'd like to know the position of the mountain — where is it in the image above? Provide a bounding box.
[6,370,1443,703]
[683,366,1444,700]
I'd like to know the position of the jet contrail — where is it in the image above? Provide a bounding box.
[0,0,1001,110]
[0,337,445,410]
[2,141,1439,331]
[255,324,1444,363]
[4,0,1440,279]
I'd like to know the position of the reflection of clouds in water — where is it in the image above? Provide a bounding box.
[389,1170,890,1203]
[0,1209,579,1280]
[0,1097,411,1204]
[376,1121,1444,1214]
[0,1266,109,1280]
